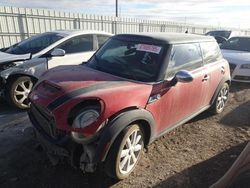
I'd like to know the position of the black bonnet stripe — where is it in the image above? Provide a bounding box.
[47,81,124,111]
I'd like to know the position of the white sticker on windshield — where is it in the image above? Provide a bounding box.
[136,44,162,54]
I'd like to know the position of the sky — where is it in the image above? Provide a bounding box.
[1,0,250,29]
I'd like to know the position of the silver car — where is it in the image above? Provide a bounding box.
[0,30,112,109]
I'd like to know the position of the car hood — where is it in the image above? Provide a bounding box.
[221,49,250,64]
[0,51,31,64]
[31,65,153,110]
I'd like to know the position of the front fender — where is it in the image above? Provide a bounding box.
[1,61,47,80]
[94,108,156,163]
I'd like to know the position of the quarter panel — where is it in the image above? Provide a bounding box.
[204,59,230,104]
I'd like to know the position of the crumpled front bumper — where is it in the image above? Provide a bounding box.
[28,109,71,165]
[28,104,103,172]
[35,129,70,165]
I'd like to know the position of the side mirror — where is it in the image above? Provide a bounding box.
[175,70,193,83]
[50,48,65,57]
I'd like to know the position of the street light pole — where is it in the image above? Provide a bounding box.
[116,0,118,17]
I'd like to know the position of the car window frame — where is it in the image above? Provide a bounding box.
[55,34,95,55]
[165,42,204,79]
[200,41,223,65]
[96,34,111,49]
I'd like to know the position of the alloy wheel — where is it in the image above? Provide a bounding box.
[118,128,143,175]
[216,86,229,112]
[13,80,33,108]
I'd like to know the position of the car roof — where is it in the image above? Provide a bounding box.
[207,30,231,32]
[115,32,215,44]
[48,30,113,37]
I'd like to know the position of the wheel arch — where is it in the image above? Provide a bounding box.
[94,108,156,163]
[210,76,231,105]
[6,73,38,85]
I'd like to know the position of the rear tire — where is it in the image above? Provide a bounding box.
[105,124,144,180]
[6,76,35,109]
[210,82,229,114]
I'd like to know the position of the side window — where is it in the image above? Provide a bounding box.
[97,35,110,48]
[167,43,203,77]
[58,35,93,54]
[200,42,222,64]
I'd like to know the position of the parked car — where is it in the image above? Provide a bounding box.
[220,36,250,83]
[214,36,228,45]
[211,142,250,188]
[205,30,243,40]
[28,33,230,180]
[0,30,112,109]
[205,30,245,45]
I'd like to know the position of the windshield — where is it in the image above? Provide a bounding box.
[206,31,231,39]
[87,37,167,82]
[220,37,250,52]
[6,32,65,55]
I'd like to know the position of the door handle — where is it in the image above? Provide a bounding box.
[202,74,210,81]
[221,66,225,74]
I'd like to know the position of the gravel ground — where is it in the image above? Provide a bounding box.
[0,82,249,188]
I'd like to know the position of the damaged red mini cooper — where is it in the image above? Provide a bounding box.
[28,33,231,179]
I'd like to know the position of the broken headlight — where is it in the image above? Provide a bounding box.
[72,109,100,129]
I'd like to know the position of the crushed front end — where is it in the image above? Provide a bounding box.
[28,101,106,173]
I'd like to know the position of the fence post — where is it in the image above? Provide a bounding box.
[139,23,143,32]
[112,21,117,34]
[16,15,25,40]
[73,18,80,29]
[78,18,81,29]
[161,24,165,32]
[101,16,104,31]
[24,10,30,38]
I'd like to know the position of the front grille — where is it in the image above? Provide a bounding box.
[229,63,237,75]
[234,75,250,81]
[30,103,62,139]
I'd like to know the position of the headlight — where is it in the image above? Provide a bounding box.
[240,64,250,69]
[72,109,100,129]
[0,62,15,70]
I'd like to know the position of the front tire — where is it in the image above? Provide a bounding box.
[105,124,144,180]
[6,76,35,109]
[210,82,229,114]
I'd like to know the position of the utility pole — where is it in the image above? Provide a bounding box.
[116,0,118,17]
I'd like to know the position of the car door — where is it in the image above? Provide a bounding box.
[200,42,226,105]
[147,43,208,133]
[47,34,95,69]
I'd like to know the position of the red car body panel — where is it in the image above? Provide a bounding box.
[204,59,230,105]
[147,66,209,133]
[30,65,153,136]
